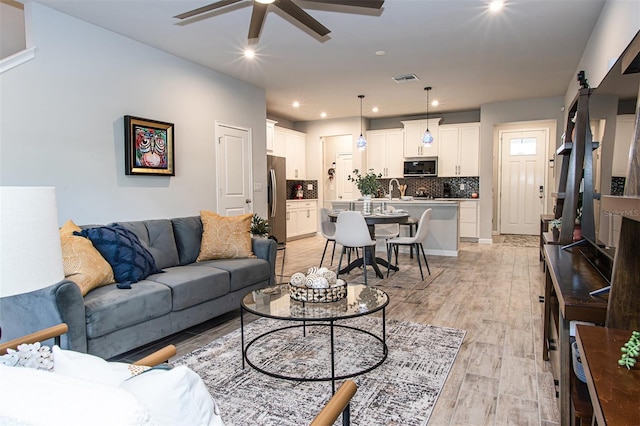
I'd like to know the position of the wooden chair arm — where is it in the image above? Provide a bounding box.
[310,380,358,426]
[133,344,176,367]
[0,324,69,355]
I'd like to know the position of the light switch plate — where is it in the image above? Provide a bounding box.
[307,184,313,190]
[254,183,263,192]
[460,183,465,190]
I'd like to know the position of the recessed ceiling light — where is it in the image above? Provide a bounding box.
[431,100,439,107]
[320,112,327,118]
[489,1,504,12]
[372,107,379,113]
[243,49,255,58]
[292,101,300,108]
[255,0,275,4]
[375,50,386,56]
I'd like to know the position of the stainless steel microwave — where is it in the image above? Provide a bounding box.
[404,158,437,177]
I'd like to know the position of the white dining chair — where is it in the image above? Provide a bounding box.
[334,211,376,285]
[386,209,432,280]
[319,207,337,267]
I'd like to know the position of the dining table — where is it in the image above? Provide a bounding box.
[329,211,410,279]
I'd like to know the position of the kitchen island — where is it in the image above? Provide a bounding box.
[331,199,459,256]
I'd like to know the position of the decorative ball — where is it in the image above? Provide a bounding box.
[322,270,337,284]
[291,272,305,286]
[318,267,329,275]
[313,276,329,288]
[307,266,319,276]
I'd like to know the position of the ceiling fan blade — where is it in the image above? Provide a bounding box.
[174,0,243,19]
[275,0,330,37]
[248,2,269,39]
[303,0,384,9]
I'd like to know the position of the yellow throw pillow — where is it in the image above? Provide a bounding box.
[59,219,115,296]
[197,211,255,261]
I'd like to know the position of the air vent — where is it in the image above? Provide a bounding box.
[392,74,419,83]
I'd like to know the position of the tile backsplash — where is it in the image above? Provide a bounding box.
[286,180,318,199]
[611,177,625,196]
[379,176,480,199]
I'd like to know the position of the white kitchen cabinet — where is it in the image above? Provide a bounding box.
[366,128,404,178]
[266,119,277,153]
[438,123,480,177]
[459,200,479,239]
[286,200,317,239]
[401,119,441,158]
[612,115,635,177]
[276,127,306,179]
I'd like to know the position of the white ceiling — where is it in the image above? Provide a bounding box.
[37,0,606,122]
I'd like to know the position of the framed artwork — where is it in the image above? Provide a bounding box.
[124,115,175,176]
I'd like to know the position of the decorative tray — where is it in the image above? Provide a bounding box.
[288,267,347,303]
[289,282,347,303]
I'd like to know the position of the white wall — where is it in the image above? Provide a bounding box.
[296,116,365,207]
[565,0,640,107]
[0,3,267,225]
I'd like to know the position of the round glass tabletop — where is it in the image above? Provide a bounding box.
[242,283,389,321]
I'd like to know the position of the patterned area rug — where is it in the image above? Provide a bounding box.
[175,316,465,425]
[500,234,538,247]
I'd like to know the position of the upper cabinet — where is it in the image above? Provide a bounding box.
[612,115,635,177]
[366,128,404,178]
[401,119,441,157]
[266,119,277,153]
[438,123,480,177]
[275,126,306,179]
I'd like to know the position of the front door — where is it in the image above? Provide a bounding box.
[500,130,547,235]
[216,123,252,216]
[335,153,354,201]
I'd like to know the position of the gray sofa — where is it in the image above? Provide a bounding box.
[0,216,277,360]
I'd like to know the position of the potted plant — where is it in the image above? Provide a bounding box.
[250,214,270,238]
[347,168,382,197]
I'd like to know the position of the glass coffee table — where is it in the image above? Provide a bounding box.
[240,283,389,393]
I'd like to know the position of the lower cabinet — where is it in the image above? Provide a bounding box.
[286,200,318,240]
[459,200,479,239]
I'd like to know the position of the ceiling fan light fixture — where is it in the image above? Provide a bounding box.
[255,0,275,4]
[357,94,367,151]
[422,86,434,146]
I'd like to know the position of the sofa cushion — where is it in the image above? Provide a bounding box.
[59,220,115,296]
[148,265,230,311]
[84,280,172,338]
[76,225,162,288]
[197,211,254,261]
[171,216,203,266]
[116,220,179,270]
[197,258,270,292]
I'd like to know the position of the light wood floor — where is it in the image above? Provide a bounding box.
[118,235,559,425]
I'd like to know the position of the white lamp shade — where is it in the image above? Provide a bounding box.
[0,187,64,297]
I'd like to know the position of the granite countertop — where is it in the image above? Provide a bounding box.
[286,198,318,201]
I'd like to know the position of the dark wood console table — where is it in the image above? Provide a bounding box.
[542,244,609,424]
[575,325,640,426]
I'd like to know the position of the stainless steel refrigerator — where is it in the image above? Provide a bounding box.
[267,155,287,244]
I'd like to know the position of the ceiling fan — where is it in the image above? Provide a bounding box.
[174,0,384,40]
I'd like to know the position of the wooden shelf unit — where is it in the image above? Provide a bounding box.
[554,86,597,245]
[542,244,609,424]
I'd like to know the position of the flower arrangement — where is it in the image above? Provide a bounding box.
[250,214,269,237]
[347,168,382,196]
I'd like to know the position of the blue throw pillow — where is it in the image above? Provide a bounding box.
[75,224,162,289]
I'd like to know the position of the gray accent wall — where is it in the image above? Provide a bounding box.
[0,3,268,225]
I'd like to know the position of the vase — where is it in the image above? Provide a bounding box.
[362,195,372,214]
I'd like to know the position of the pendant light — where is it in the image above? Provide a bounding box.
[356,95,367,151]
[422,87,434,146]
